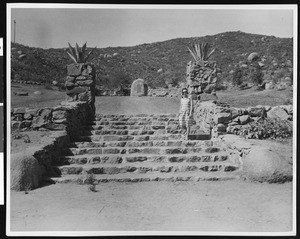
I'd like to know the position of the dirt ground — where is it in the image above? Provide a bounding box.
[10,131,53,154]
[11,83,293,110]
[10,180,293,233]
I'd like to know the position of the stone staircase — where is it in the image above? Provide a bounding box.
[51,114,241,184]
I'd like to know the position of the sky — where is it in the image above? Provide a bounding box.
[9,5,296,49]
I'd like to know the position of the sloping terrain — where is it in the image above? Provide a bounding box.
[11,31,293,89]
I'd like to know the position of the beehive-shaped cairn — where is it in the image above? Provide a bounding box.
[186,43,218,95]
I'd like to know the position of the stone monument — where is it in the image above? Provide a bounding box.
[130,78,148,96]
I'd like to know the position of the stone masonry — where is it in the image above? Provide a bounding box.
[51,113,242,184]
[65,63,96,113]
[186,60,219,94]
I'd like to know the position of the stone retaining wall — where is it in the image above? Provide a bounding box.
[11,100,95,190]
[11,101,94,139]
[11,80,44,85]
[193,101,293,138]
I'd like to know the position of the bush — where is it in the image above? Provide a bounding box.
[249,67,264,85]
[44,83,54,90]
[100,69,132,89]
[232,67,243,86]
[246,118,292,139]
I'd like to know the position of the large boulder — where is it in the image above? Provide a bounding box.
[11,152,45,191]
[267,106,289,121]
[239,115,250,125]
[242,146,292,183]
[247,52,260,62]
[265,82,275,90]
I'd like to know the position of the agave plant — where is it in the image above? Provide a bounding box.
[187,42,216,62]
[66,42,97,63]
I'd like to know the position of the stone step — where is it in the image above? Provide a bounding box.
[82,124,176,131]
[57,161,240,175]
[71,139,216,148]
[59,153,230,165]
[96,118,178,123]
[87,120,179,126]
[63,146,223,156]
[95,114,177,121]
[51,171,241,184]
[73,134,187,142]
[78,129,169,136]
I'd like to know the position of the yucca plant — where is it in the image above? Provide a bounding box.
[67,42,97,63]
[187,42,216,62]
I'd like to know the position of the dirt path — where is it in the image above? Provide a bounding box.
[95,96,181,115]
[10,180,293,232]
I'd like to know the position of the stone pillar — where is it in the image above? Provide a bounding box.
[65,63,96,113]
[186,60,218,95]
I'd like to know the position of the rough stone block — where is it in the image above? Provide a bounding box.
[13,114,23,121]
[24,120,32,127]
[66,86,88,95]
[11,121,23,130]
[43,122,67,131]
[247,106,266,117]
[52,110,67,120]
[239,115,250,125]
[67,63,83,76]
[267,106,289,121]
[76,80,94,87]
[66,76,75,83]
[65,81,76,88]
[31,109,52,129]
[25,108,40,117]
[81,64,94,76]
[76,75,87,81]
[216,123,226,132]
[214,112,232,124]
[14,107,26,114]
[24,113,33,120]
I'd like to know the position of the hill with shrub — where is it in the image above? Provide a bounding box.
[11,31,293,89]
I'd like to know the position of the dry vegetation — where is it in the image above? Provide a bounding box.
[11,31,293,89]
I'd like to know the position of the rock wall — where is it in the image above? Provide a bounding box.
[11,100,95,190]
[11,101,94,140]
[11,80,44,85]
[192,101,293,139]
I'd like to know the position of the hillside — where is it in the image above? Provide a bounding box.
[11,31,293,89]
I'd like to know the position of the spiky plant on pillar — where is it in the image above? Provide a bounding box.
[186,42,219,96]
[185,42,220,139]
[65,42,97,114]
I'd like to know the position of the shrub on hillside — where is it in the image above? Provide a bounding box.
[247,67,264,85]
[232,67,243,86]
[242,118,293,139]
[100,69,132,89]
